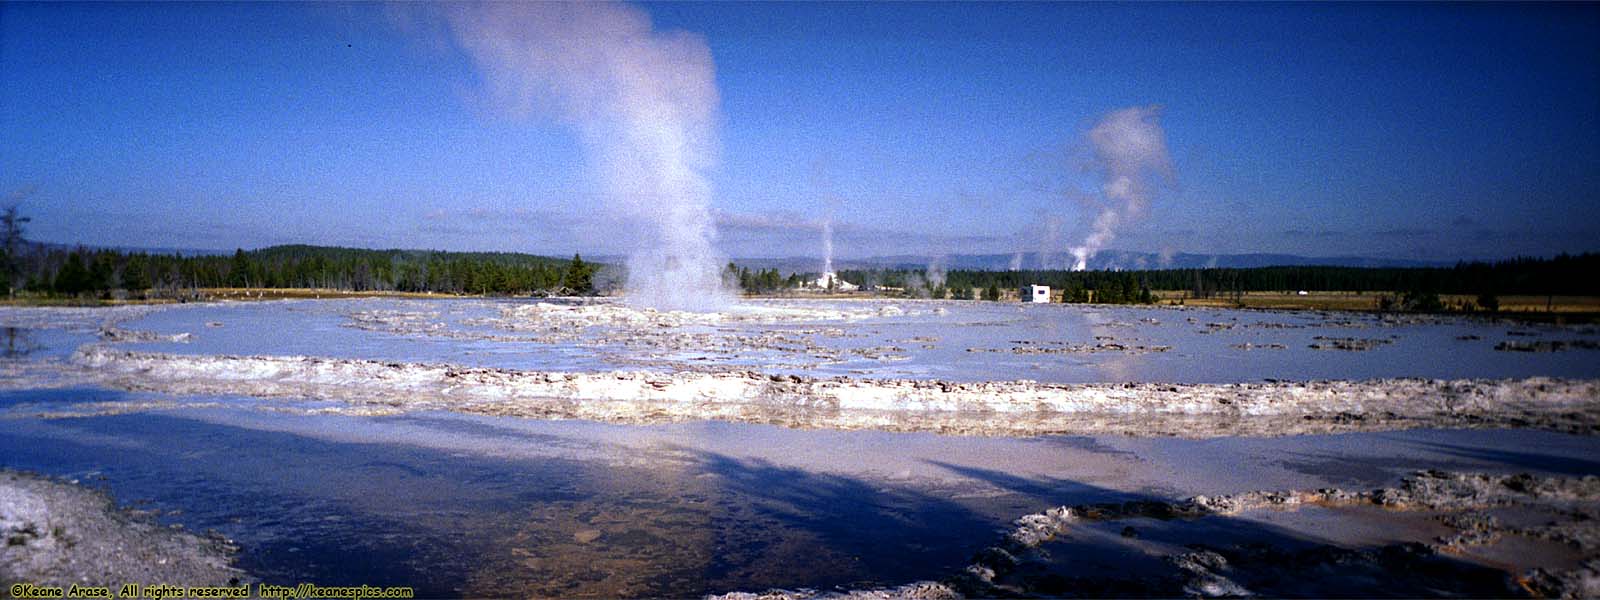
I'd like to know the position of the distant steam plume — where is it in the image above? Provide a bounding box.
[821,219,834,274]
[925,258,946,288]
[436,2,728,310]
[1070,106,1172,271]
[1037,214,1063,270]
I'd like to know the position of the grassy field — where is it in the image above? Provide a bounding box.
[1156,290,1600,314]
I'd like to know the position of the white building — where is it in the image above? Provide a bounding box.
[1023,284,1051,303]
[811,272,859,292]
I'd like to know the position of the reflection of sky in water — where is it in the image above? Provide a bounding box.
[3,396,1597,596]
[78,298,1600,383]
[1,326,42,358]
[0,327,92,361]
[0,403,1029,596]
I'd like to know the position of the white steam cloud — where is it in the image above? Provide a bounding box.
[1070,106,1172,271]
[437,2,729,310]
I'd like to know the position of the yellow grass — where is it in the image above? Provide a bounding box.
[1455,295,1600,314]
[1153,290,1600,314]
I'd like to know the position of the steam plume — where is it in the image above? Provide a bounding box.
[438,2,728,310]
[1069,106,1172,271]
[1030,212,1065,269]
[821,220,834,275]
[925,258,946,288]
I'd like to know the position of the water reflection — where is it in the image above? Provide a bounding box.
[4,398,1599,597]
[2,326,39,358]
[0,409,1005,598]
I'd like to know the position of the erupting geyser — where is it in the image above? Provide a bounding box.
[1069,106,1173,271]
[438,2,730,310]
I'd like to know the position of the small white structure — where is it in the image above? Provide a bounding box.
[1023,284,1051,303]
[811,272,859,292]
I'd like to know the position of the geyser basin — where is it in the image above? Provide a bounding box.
[7,298,1596,437]
[2,298,1597,596]
[73,297,1600,383]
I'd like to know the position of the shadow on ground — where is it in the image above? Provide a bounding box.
[1402,438,1600,476]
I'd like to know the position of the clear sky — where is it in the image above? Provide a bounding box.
[3,1,1597,262]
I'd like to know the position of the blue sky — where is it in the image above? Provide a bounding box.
[3,1,1597,262]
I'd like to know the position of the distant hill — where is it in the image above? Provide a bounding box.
[731,251,1453,275]
[34,241,598,265]
[244,244,583,268]
[34,241,231,257]
[11,243,601,296]
[40,241,1451,272]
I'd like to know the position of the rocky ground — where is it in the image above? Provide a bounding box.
[8,298,1592,438]
[43,346,1600,438]
[0,470,247,590]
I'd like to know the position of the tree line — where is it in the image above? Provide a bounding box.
[5,204,1595,303]
[838,269,1156,304]
[871,253,1599,299]
[4,238,598,298]
[725,263,802,294]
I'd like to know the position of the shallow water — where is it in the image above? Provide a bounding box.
[2,299,1597,595]
[63,297,1600,383]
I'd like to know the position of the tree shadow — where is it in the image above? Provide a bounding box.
[695,453,1529,598]
[0,387,134,408]
[1401,438,1600,477]
[1270,448,1484,487]
[924,459,1151,505]
[686,450,998,591]
[1268,432,1600,487]
[1034,435,1142,459]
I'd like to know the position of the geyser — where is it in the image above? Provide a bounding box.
[1069,106,1173,271]
[438,2,730,310]
[821,219,834,276]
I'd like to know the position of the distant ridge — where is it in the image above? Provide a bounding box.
[34,241,231,257]
[37,241,1456,272]
[730,251,1455,274]
[36,242,579,263]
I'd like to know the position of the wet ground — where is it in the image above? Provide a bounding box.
[2,298,1598,596]
[24,297,1596,383]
